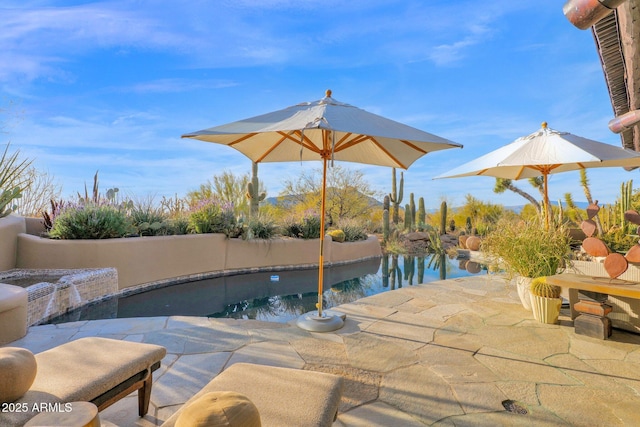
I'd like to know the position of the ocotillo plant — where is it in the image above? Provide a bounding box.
[246,162,266,218]
[440,201,447,234]
[417,197,426,229]
[389,168,404,224]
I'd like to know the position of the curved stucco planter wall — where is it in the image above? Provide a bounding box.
[15,233,382,290]
[0,215,26,271]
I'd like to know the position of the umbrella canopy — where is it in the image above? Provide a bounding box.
[182,90,461,168]
[182,90,461,330]
[436,122,640,226]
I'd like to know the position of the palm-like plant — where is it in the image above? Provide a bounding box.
[0,143,32,217]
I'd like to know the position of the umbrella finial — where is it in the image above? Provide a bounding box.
[325,89,332,98]
[541,121,548,129]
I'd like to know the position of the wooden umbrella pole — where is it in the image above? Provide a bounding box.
[544,172,550,230]
[317,155,328,317]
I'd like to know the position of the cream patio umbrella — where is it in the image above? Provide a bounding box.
[182,90,461,331]
[436,122,640,228]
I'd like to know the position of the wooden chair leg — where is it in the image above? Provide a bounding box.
[138,372,153,416]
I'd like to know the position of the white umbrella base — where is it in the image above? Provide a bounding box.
[297,310,345,332]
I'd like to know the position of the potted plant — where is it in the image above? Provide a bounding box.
[482,216,571,310]
[529,276,562,324]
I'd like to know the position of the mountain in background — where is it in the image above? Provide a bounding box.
[265,194,591,214]
[265,190,383,208]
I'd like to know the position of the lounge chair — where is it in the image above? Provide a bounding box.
[161,362,344,427]
[0,337,166,426]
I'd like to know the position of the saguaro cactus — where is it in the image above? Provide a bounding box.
[383,195,390,243]
[620,179,633,232]
[440,201,447,234]
[404,203,414,232]
[389,168,404,224]
[246,162,266,218]
[409,193,416,228]
[417,197,426,229]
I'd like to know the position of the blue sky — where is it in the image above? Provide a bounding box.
[1,0,633,209]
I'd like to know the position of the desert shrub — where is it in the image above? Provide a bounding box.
[168,216,190,235]
[188,198,239,237]
[383,235,407,254]
[48,204,131,239]
[600,226,638,254]
[482,216,571,278]
[244,215,277,239]
[282,213,323,239]
[130,202,172,236]
[336,218,368,242]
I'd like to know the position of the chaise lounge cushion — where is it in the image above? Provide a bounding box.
[0,347,37,403]
[162,363,343,427]
[175,391,261,427]
[0,337,166,426]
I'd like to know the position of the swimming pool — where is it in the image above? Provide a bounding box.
[46,254,486,324]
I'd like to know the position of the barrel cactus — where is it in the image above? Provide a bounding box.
[328,229,345,243]
[530,277,561,298]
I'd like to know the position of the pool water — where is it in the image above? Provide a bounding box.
[47,254,486,324]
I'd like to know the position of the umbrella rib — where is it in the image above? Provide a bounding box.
[291,130,321,152]
[252,132,299,162]
[400,140,428,154]
[334,134,371,152]
[228,133,258,146]
[255,131,321,163]
[333,132,355,150]
[371,137,407,168]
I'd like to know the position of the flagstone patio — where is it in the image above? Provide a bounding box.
[6,274,640,426]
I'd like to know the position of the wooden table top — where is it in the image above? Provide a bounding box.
[546,273,640,299]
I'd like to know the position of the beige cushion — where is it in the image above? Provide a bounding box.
[176,391,261,427]
[161,363,343,427]
[0,347,37,403]
[24,401,100,427]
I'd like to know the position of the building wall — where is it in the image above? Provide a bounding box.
[15,233,381,290]
[0,215,26,271]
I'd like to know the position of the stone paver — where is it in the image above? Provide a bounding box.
[4,274,640,426]
[380,363,465,424]
[335,401,426,427]
[344,332,418,372]
[226,340,305,368]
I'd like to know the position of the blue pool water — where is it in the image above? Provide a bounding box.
[47,254,486,324]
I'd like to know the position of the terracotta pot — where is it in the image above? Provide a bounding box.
[530,294,562,324]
